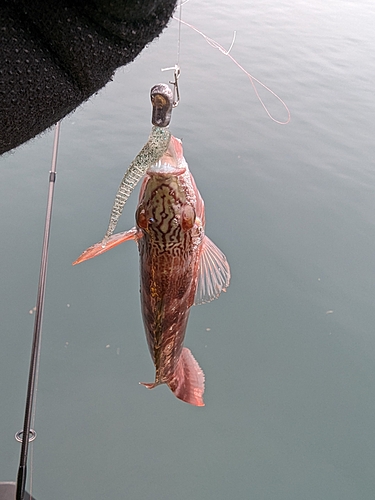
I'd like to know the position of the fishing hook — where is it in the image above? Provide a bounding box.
[161,65,181,107]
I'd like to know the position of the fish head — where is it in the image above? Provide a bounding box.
[136,137,197,236]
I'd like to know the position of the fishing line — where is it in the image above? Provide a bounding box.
[16,121,61,500]
[172,16,291,125]
[161,0,183,107]
[176,0,183,67]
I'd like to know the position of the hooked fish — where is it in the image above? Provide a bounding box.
[73,136,230,406]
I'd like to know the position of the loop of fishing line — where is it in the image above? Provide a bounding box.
[172,16,291,124]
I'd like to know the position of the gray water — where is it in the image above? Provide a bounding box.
[1,1,375,498]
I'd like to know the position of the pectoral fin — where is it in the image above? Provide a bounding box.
[194,236,230,305]
[73,227,140,265]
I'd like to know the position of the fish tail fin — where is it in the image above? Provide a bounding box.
[168,347,205,407]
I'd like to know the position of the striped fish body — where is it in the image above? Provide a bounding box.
[136,143,206,405]
[73,136,230,406]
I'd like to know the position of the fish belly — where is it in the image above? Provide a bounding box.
[139,244,204,405]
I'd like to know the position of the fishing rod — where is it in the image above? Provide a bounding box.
[14,122,61,500]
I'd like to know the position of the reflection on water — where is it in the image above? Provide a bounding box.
[1,1,375,499]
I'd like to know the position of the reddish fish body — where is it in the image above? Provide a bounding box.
[136,142,206,405]
[73,136,230,406]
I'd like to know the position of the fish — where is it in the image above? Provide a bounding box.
[73,135,230,406]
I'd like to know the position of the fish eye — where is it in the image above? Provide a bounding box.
[136,205,148,229]
[181,205,196,231]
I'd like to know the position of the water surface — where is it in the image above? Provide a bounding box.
[1,1,375,498]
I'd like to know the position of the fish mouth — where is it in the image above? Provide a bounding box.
[147,135,186,176]
[147,159,186,176]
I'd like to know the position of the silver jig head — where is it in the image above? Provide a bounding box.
[150,83,174,127]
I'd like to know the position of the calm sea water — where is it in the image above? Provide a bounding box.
[1,1,375,499]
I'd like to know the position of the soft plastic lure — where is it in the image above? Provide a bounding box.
[102,84,173,243]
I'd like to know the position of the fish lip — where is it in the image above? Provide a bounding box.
[147,161,186,176]
[146,133,186,176]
